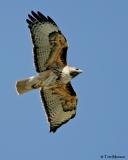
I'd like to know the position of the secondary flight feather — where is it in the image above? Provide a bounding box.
[16,11,82,133]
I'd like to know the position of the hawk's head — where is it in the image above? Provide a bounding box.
[62,66,82,80]
[69,67,82,78]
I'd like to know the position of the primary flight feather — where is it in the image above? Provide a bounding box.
[16,11,82,133]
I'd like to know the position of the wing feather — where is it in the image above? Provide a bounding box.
[26,11,68,72]
[40,83,77,132]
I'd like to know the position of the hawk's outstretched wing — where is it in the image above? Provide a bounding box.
[40,83,78,132]
[26,11,68,72]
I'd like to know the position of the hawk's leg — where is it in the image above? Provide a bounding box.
[32,81,43,89]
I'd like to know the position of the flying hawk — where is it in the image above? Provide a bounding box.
[16,11,82,133]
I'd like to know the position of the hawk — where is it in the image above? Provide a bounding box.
[16,11,82,133]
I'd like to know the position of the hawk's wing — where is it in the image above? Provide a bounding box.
[26,11,68,72]
[40,83,78,132]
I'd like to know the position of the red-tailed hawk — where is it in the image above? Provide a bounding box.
[16,11,82,133]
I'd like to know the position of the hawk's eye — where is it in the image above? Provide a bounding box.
[76,68,79,70]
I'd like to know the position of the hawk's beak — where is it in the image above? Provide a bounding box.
[78,69,83,73]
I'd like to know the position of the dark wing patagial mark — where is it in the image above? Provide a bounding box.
[66,83,76,96]
[45,31,68,69]
[59,47,68,66]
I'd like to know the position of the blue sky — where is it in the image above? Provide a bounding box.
[0,0,128,159]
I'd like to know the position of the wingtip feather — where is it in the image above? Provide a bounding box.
[26,19,31,25]
[50,126,57,133]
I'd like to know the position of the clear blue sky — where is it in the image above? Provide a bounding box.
[0,0,128,159]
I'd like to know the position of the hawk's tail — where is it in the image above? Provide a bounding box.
[16,74,44,95]
[16,78,35,95]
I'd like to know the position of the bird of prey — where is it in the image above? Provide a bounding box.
[16,11,82,133]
